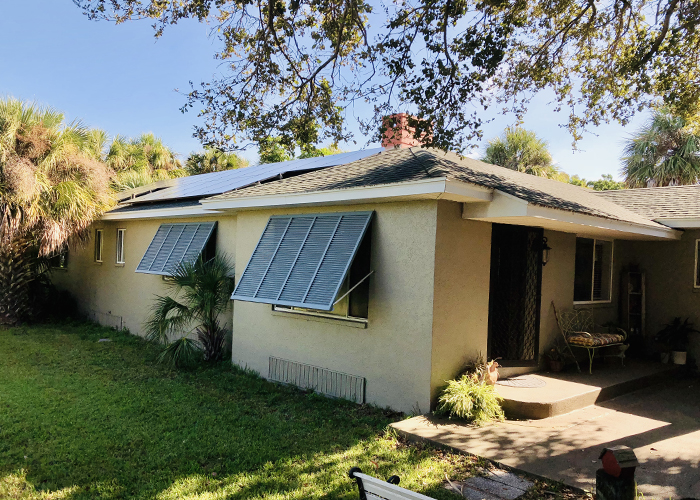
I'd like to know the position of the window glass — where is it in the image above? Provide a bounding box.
[574,238,594,301]
[50,251,68,269]
[116,229,125,264]
[94,229,103,262]
[593,240,613,300]
[348,227,371,318]
[574,237,612,302]
[695,240,700,288]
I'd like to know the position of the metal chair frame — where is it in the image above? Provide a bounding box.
[552,302,627,374]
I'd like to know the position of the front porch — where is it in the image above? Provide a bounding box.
[392,365,699,498]
[497,360,677,419]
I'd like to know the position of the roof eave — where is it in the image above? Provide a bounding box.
[653,218,700,229]
[101,203,219,221]
[200,177,495,211]
[463,190,681,240]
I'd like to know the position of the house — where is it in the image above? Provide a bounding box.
[52,134,700,413]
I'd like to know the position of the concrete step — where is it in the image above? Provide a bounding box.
[496,361,679,419]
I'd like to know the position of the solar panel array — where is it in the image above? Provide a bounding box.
[125,149,383,204]
[232,212,373,311]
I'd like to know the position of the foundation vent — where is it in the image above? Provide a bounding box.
[268,357,365,404]
[89,310,123,331]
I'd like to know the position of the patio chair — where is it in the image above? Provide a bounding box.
[552,302,627,374]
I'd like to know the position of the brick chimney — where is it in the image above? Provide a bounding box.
[381,113,425,149]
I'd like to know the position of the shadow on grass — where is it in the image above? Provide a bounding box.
[0,323,475,500]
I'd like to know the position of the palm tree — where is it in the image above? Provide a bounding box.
[482,127,561,179]
[145,256,235,368]
[107,133,187,190]
[0,97,114,324]
[185,146,249,175]
[622,109,700,187]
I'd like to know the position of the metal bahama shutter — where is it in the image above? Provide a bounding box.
[136,222,217,275]
[231,212,373,311]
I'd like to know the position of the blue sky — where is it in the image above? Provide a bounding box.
[0,1,648,179]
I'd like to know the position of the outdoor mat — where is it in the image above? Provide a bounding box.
[496,375,546,388]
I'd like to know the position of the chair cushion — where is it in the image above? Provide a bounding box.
[567,332,625,347]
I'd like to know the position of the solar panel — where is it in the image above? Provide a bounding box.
[126,149,383,204]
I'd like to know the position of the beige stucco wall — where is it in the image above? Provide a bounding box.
[52,215,237,337]
[538,230,578,362]
[429,200,491,403]
[231,201,439,414]
[615,229,700,362]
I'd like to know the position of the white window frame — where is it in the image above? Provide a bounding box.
[94,229,104,263]
[271,275,369,324]
[116,228,126,265]
[272,304,369,324]
[573,238,614,305]
[694,240,700,288]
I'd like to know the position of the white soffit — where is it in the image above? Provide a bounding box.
[102,204,218,221]
[462,190,681,240]
[652,218,700,229]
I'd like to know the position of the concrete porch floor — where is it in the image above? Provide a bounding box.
[497,360,679,419]
[392,377,700,499]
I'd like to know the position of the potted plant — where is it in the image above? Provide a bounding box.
[545,342,567,372]
[653,317,698,365]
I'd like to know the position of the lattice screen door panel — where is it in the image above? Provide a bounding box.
[487,224,543,364]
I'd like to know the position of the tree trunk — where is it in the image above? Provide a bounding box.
[0,238,35,325]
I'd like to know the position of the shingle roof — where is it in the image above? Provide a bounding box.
[207,147,665,229]
[596,185,700,220]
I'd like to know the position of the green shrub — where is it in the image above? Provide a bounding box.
[435,375,505,425]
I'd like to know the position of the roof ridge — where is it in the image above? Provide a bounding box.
[598,184,700,194]
[409,147,451,178]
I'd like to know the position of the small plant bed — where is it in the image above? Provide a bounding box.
[0,323,591,499]
[435,358,505,425]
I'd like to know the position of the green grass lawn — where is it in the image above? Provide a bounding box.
[0,323,583,500]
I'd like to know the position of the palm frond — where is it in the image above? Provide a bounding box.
[144,295,193,344]
[482,127,557,178]
[0,97,115,255]
[621,108,700,187]
[146,255,234,367]
[158,336,201,369]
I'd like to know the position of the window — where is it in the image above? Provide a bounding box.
[94,229,103,262]
[695,240,700,288]
[233,212,373,320]
[116,229,126,264]
[574,238,613,302]
[50,250,69,270]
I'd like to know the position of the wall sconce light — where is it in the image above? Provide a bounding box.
[542,237,552,266]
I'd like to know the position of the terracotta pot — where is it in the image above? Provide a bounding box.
[671,351,687,365]
[548,359,565,372]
